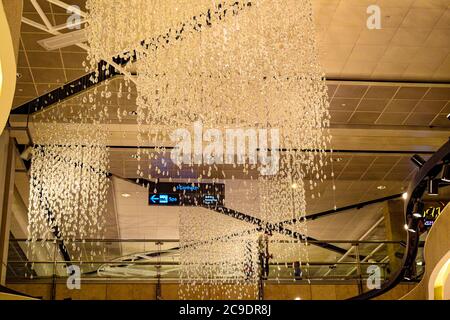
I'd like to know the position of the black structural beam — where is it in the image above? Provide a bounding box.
[11,60,119,115]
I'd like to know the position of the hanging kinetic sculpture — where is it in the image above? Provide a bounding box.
[27,94,110,265]
[85,0,331,297]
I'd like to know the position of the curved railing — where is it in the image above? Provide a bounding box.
[402,204,450,299]
[350,139,450,300]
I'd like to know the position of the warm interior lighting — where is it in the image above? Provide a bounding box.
[377,185,386,190]
[402,192,408,200]
[434,259,450,300]
[121,193,131,198]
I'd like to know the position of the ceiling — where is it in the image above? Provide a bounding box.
[6,0,450,278]
[11,0,450,109]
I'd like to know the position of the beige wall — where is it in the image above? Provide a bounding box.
[6,282,412,300]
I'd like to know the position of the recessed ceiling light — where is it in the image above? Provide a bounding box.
[442,164,450,182]
[377,185,386,190]
[341,103,346,107]
[121,193,131,198]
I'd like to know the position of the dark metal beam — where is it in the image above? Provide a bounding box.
[279,193,403,225]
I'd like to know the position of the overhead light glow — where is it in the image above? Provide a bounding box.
[121,193,131,198]
[377,185,386,190]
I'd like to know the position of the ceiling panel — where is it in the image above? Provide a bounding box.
[12,0,450,109]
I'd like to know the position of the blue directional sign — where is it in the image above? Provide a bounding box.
[148,182,224,206]
[149,194,180,205]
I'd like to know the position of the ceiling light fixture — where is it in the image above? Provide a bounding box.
[121,193,131,198]
[427,179,439,196]
[38,28,88,51]
[377,185,386,190]
[411,154,426,168]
